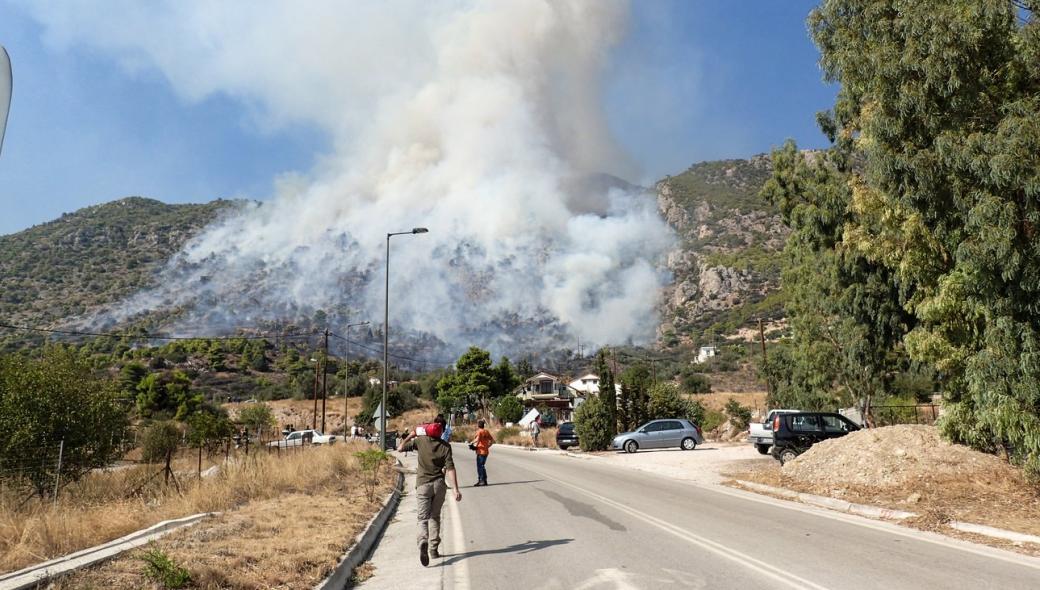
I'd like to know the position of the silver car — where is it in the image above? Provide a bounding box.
[611,419,705,453]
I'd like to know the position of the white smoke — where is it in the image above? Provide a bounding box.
[24,0,675,355]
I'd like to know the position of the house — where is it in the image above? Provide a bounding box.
[568,373,600,396]
[696,346,718,364]
[516,372,581,422]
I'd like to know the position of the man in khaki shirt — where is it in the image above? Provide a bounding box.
[397,415,461,566]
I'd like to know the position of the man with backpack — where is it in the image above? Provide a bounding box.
[397,415,461,566]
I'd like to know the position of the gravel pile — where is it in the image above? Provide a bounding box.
[782,424,1018,489]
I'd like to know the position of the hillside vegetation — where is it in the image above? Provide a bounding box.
[0,197,237,328]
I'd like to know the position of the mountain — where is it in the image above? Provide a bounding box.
[0,197,240,329]
[655,155,788,349]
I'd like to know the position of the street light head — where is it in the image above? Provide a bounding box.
[411,227,429,234]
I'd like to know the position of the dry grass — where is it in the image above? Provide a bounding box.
[225,397,367,436]
[690,391,767,415]
[1,440,389,576]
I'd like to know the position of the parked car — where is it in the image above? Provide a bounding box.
[771,412,860,465]
[267,429,337,448]
[747,409,800,454]
[556,421,579,450]
[611,419,704,453]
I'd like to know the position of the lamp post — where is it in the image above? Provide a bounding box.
[382,227,428,450]
[343,320,369,437]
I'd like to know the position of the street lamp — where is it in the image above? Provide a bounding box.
[382,227,428,450]
[343,320,369,437]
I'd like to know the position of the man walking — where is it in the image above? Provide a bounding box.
[397,415,461,566]
[470,419,495,486]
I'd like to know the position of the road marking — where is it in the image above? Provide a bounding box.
[446,487,470,590]
[524,465,830,590]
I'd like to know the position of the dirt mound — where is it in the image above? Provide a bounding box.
[783,425,1017,489]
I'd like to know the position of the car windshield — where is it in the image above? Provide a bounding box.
[559,423,574,433]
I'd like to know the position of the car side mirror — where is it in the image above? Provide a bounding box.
[638,429,647,434]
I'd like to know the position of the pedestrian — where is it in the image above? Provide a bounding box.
[531,416,541,446]
[397,415,461,566]
[440,415,453,443]
[470,419,495,486]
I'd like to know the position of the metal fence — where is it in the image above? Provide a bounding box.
[868,404,940,426]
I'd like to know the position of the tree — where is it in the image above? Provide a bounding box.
[494,395,524,424]
[574,395,612,451]
[141,420,182,486]
[238,403,276,440]
[119,362,149,395]
[810,0,1040,476]
[516,358,534,380]
[492,357,521,399]
[135,370,203,421]
[724,398,753,431]
[594,350,616,437]
[0,349,130,497]
[620,364,652,429]
[647,383,705,426]
[679,367,712,394]
[437,347,495,417]
[186,407,235,453]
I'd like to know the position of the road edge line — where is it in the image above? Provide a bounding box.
[315,460,406,590]
[446,482,471,590]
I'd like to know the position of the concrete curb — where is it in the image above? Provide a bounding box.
[315,460,406,590]
[950,522,1040,545]
[0,512,214,590]
[733,480,916,520]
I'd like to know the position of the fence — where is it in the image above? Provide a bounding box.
[868,404,940,426]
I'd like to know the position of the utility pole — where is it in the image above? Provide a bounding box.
[312,352,320,430]
[758,318,770,395]
[321,328,329,433]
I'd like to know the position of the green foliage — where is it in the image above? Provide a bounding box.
[647,383,705,426]
[354,449,389,500]
[801,0,1040,476]
[574,396,612,452]
[618,364,652,431]
[141,421,182,464]
[515,358,534,380]
[238,403,276,438]
[186,408,235,451]
[139,545,192,589]
[594,350,617,437]
[498,426,520,439]
[0,348,130,497]
[119,362,149,395]
[679,367,712,394]
[437,347,496,416]
[135,370,203,421]
[494,395,524,424]
[701,408,726,433]
[492,357,521,398]
[724,398,753,430]
[359,384,420,425]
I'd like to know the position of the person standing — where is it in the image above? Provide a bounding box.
[470,420,495,486]
[397,415,461,566]
[531,415,541,446]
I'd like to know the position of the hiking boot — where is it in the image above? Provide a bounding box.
[430,548,440,559]
[420,541,429,567]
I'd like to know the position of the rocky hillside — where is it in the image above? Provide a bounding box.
[0,197,240,328]
[656,155,788,348]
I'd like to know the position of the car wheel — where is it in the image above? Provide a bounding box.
[624,440,638,454]
[681,437,697,450]
[779,448,798,465]
[559,444,568,451]
[756,444,771,455]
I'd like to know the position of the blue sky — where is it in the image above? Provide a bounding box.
[0,1,833,235]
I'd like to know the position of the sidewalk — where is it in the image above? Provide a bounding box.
[355,452,468,590]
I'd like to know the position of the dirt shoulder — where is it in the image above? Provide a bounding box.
[722,425,1040,554]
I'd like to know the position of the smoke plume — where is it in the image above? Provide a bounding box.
[25,0,675,356]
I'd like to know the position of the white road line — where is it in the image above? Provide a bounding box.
[524,465,830,590]
[446,489,470,590]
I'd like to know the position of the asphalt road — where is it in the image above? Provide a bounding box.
[357,444,1040,590]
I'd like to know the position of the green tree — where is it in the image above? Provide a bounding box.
[574,395,612,451]
[724,398,753,431]
[492,357,521,399]
[437,347,495,417]
[810,0,1040,475]
[0,349,130,497]
[594,350,617,437]
[494,395,524,424]
[119,361,149,395]
[516,358,534,380]
[679,367,712,394]
[186,408,236,453]
[620,364,652,429]
[142,421,182,464]
[647,383,705,426]
[238,403,276,439]
[135,370,203,420]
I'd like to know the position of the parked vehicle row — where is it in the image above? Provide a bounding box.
[747,408,800,454]
[266,429,337,448]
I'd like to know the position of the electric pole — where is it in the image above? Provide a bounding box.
[321,328,329,433]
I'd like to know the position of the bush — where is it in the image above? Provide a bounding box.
[497,426,520,439]
[494,396,523,424]
[139,545,191,589]
[574,396,612,451]
[724,398,752,430]
[701,408,726,433]
[648,383,705,426]
[238,403,276,438]
[142,421,182,464]
[680,368,712,394]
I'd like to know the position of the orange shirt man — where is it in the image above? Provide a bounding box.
[470,420,495,486]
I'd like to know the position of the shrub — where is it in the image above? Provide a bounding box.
[648,383,705,426]
[354,449,390,501]
[139,545,191,589]
[680,369,712,394]
[724,398,752,430]
[494,396,523,424]
[574,396,612,451]
[497,426,520,439]
[701,408,726,433]
[142,421,181,465]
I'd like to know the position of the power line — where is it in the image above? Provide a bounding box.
[0,323,317,342]
[326,330,454,367]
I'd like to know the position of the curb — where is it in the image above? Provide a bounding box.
[315,460,406,590]
[950,522,1040,545]
[733,480,916,520]
[0,512,214,590]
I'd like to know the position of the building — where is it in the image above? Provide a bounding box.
[696,346,718,364]
[568,373,600,396]
[516,372,581,422]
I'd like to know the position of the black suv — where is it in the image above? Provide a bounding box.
[556,421,579,450]
[771,412,860,465]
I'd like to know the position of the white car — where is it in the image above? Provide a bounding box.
[747,409,800,454]
[267,429,337,448]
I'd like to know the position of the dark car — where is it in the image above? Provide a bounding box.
[556,421,579,450]
[771,412,860,465]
